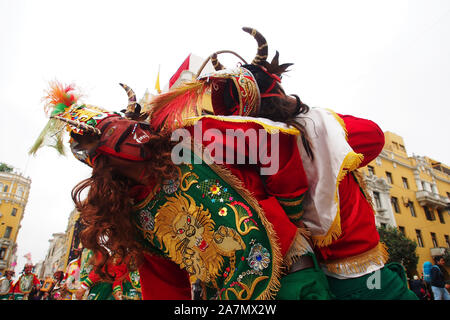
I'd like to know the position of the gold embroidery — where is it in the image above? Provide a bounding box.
[226,203,259,236]
[154,193,245,284]
[278,197,304,207]
[180,171,199,191]
[223,276,268,300]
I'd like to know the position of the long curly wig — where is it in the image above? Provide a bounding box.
[71,130,178,279]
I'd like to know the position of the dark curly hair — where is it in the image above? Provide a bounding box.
[242,59,314,160]
[71,129,178,280]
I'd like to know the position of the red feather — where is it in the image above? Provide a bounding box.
[150,81,207,132]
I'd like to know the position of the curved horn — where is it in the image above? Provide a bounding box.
[119,83,138,114]
[51,116,102,135]
[196,50,248,78]
[211,53,225,71]
[242,27,268,65]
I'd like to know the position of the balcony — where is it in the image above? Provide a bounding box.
[0,192,28,205]
[0,239,12,246]
[416,190,448,209]
[430,247,448,257]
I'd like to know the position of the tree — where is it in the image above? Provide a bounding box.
[443,248,450,267]
[377,225,419,277]
[0,162,13,173]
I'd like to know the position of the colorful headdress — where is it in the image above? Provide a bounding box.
[30,81,157,167]
[150,65,260,132]
[29,81,120,156]
[150,27,293,131]
[208,27,293,99]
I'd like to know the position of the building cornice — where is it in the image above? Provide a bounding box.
[378,151,450,184]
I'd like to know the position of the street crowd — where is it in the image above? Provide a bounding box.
[0,248,142,300]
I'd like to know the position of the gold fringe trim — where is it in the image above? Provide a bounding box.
[283,227,312,271]
[326,108,348,140]
[324,242,390,275]
[288,210,304,220]
[183,115,300,135]
[311,150,364,247]
[193,143,283,300]
[278,197,304,207]
[352,169,375,210]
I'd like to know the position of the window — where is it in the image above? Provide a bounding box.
[437,210,445,224]
[391,197,400,213]
[393,142,398,149]
[3,185,7,192]
[423,207,435,221]
[11,208,17,216]
[431,233,438,248]
[0,247,7,259]
[373,191,381,209]
[386,172,393,184]
[445,235,450,248]
[399,144,405,151]
[398,226,406,236]
[402,177,409,189]
[380,223,387,228]
[408,202,416,217]
[4,226,12,239]
[416,229,424,247]
[368,166,375,176]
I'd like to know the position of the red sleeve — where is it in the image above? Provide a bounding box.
[188,119,308,196]
[9,282,14,293]
[186,118,308,223]
[112,264,128,290]
[262,133,308,199]
[33,275,41,286]
[338,114,385,167]
[139,253,191,300]
[87,268,102,284]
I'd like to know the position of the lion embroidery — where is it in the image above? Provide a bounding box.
[154,193,245,284]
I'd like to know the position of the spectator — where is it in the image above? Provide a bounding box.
[430,256,450,300]
[409,275,429,300]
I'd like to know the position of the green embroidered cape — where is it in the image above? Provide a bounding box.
[132,147,282,300]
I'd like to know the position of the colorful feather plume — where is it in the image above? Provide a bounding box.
[150,80,209,132]
[29,81,79,156]
[43,81,78,116]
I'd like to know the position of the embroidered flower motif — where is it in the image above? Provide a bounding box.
[218,207,228,217]
[139,209,155,231]
[162,179,180,194]
[247,243,270,272]
[209,184,221,195]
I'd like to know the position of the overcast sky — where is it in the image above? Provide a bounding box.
[1,0,449,277]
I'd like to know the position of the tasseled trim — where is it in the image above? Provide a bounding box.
[323,242,389,275]
[283,227,312,271]
[326,108,348,140]
[352,170,375,211]
[312,151,364,247]
[182,115,300,135]
[199,146,283,300]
